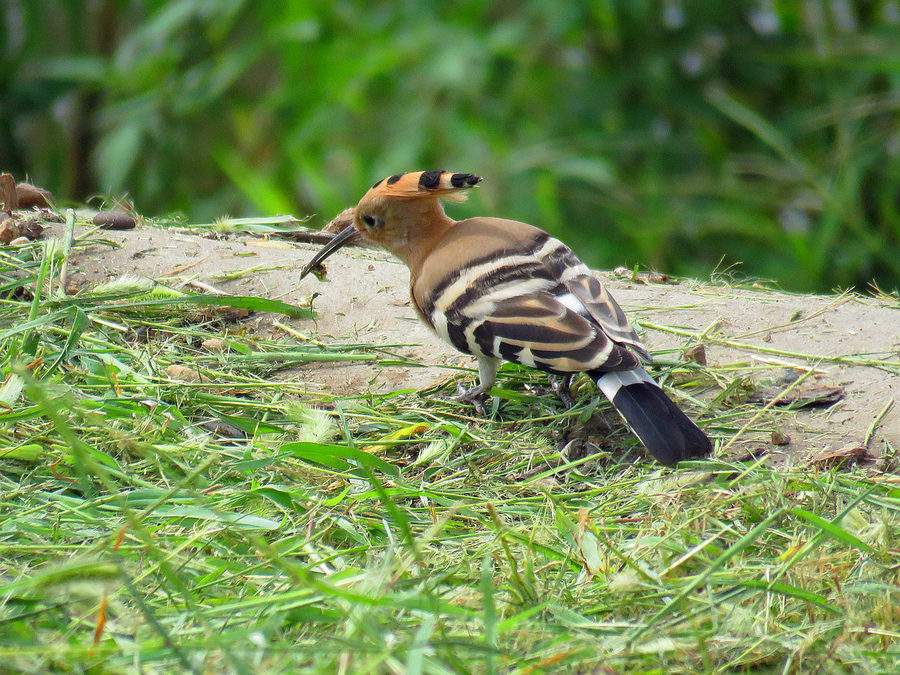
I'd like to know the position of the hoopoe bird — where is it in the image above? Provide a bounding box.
[300,170,712,465]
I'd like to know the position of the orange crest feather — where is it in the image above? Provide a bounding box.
[369,170,482,201]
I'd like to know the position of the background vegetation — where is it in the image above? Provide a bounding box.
[2,0,898,291]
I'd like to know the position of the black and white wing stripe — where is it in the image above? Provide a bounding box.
[540,238,650,359]
[421,233,647,374]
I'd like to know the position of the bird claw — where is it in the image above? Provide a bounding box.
[549,375,575,408]
[454,382,489,415]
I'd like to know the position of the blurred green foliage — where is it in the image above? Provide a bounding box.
[1,0,898,291]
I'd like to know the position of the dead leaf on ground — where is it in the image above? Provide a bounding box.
[201,338,228,352]
[807,444,871,468]
[682,343,707,365]
[771,430,791,446]
[165,365,206,383]
[748,371,844,408]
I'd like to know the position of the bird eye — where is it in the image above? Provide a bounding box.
[362,214,379,228]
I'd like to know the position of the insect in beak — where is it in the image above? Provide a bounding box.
[299,224,361,279]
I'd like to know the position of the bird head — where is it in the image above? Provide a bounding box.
[300,170,482,278]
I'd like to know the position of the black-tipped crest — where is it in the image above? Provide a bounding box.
[450,172,480,187]
[418,170,445,189]
[371,170,483,198]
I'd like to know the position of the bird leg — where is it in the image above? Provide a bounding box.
[453,356,499,416]
[549,374,575,408]
[454,381,490,415]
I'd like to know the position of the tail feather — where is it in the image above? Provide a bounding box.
[593,368,711,466]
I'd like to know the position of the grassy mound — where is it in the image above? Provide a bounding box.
[0,213,896,672]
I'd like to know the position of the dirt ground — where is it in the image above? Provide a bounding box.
[66,224,898,460]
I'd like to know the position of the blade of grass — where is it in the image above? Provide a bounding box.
[628,507,785,644]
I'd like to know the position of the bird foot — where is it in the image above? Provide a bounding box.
[549,374,575,408]
[454,382,490,415]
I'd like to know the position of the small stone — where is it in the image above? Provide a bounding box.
[19,220,44,240]
[0,219,21,244]
[93,210,136,230]
[15,182,52,208]
[201,338,227,352]
[682,344,707,365]
[9,236,30,246]
[771,430,791,446]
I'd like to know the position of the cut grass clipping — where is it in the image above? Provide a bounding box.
[0,215,897,672]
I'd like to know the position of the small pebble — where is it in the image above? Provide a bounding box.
[771,430,791,446]
[93,210,136,230]
[0,219,20,244]
[15,182,53,208]
[201,338,228,352]
[165,364,205,382]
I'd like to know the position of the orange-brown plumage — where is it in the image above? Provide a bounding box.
[301,170,711,465]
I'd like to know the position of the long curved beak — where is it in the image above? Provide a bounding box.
[299,225,361,279]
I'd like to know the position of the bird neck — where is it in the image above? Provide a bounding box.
[393,201,456,275]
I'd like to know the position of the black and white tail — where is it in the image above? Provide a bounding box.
[593,368,712,466]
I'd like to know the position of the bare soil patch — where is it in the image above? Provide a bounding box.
[66,224,898,461]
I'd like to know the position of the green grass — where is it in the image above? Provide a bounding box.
[0,216,897,673]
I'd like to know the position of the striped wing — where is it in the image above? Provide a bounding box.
[462,290,640,374]
[565,274,650,359]
[539,238,650,359]
[418,227,647,374]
